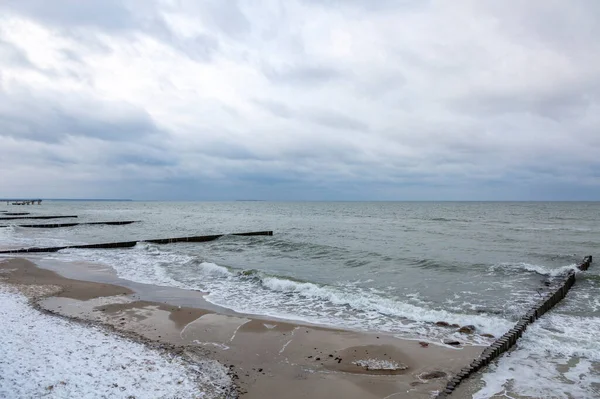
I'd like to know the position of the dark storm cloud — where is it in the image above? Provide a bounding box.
[0,0,221,63]
[0,92,161,144]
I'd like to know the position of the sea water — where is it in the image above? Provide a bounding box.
[1,201,599,397]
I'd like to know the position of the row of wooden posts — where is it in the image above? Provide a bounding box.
[0,231,273,254]
[436,255,592,398]
[0,211,272,254]
[0,221,137,228]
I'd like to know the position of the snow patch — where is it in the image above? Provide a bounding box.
[352,359,407,371]
[0,285,233,398]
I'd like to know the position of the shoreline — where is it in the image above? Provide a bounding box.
[0,257,484,398]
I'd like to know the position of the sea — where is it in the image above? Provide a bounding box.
[1,201,599,398]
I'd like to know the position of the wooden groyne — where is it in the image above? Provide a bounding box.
[0,221,138,229]
[0,231,273,254]
[436,256,593,398]
[0,215,78,221]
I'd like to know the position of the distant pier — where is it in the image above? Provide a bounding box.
[5,199,42,205]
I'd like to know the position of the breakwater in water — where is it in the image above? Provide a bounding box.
[0,221,138,229]
[0,215,78,221]
[0,231,274,253]
[437,256,593,398]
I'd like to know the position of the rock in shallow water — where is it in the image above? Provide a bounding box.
[458,325,476,334]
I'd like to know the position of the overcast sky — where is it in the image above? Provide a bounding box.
[1,1,599,200]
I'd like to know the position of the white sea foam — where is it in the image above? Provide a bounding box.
[0,224,73,250]
[253,274,511,338]
[51,246,513,342]
[49,244,194,289]
[491,262,578,277]
[474,313,600,399]
[44,246,512,342]
[0,285,232,398]
[197,262,232,277]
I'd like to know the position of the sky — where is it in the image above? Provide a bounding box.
[1,0,599,201]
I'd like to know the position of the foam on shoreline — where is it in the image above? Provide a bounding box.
[0,285,232,399]
[0,257,483,399]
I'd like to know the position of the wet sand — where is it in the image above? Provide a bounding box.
[0,258,484,398]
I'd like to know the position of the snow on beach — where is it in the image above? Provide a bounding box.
[0,286,232,399]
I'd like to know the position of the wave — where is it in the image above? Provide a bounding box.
[198,262,231,276]
[203,265,512,339]
[53,243,195,289]
[489,262,578,277]
[474,313,600,399]
[53,245,513,341]
[410,258,465,271]
[1,224,18,232]
[510,226,593,232]
[527,252,581,263]
[427,217,471,223]
[0,224,75,249]
[228,237,351,261]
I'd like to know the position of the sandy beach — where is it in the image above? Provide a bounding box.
[0,257,484,398]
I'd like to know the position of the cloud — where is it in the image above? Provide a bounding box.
[262,64,344,85]
[0,90,162,143]
[0,0,599,200]
[0,39,35,68]
[0,0,137,30]
[307,109,369,132]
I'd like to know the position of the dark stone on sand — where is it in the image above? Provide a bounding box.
[315,357,320,361]
[435,321,450,327]
[443,339,461,346]
[481,333,494,338]
[458,325,476,334]
[419,341,429,347]
[450,323,460,328]
[421,371,447,380]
